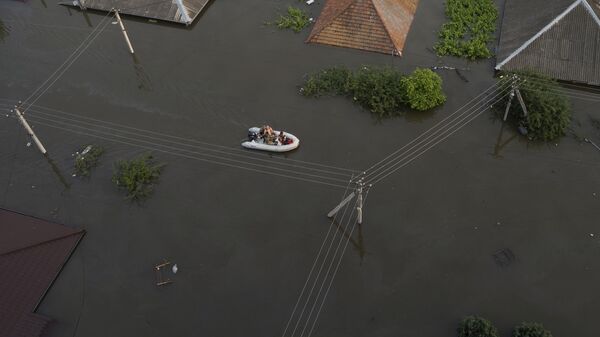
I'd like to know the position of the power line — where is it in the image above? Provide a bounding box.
[19,12,113,112]
[366,83,519,186]
[362,78,518,184]
[20,103,357,175]
[281,179,356,337]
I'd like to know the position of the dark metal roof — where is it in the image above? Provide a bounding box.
[66,0,212,25]
[0,209,85,337]
[306,0,419,56]
[496,0,600,86]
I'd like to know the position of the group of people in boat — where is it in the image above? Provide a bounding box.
[249,125,293,146]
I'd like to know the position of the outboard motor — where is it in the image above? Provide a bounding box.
[248,130,258,141]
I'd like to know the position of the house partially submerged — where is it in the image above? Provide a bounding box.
[306,0,419,56]
[65,0,212,25]
[496,0,600,86]
[0,209,85,337]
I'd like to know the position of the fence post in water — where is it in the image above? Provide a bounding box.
[113,9,135,54]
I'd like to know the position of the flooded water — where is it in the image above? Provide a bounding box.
[1,1,600,337]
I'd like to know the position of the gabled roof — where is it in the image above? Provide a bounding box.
[0,209,85,337]
[68,0,212,25]
[306,0,419,56]
[496,0,600,85]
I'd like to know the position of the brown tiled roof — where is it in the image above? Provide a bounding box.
[307,0,419,55]
[0,209,85,337]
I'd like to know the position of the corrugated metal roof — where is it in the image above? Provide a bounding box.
[69,0,212,25]
[497,0,600,86]
[306,0,419,55]
[0,208,85,337]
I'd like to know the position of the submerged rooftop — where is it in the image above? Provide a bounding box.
[65,0,212,25]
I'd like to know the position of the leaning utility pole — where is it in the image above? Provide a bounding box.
[113,9,135,54]
[14,106,47,155]
[328,175,370,225]
[503,75,528,121]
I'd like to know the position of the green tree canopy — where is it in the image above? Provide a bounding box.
[457,316,499,337]
[513,322,553,337]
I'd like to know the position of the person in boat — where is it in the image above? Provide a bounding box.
[278,131,286,145]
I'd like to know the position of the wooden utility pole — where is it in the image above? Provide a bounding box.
[113,9,135,54]
[14,107,47,155]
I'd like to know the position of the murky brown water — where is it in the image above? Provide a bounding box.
[1,1,600,337]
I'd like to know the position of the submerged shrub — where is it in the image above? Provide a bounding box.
[275,6,310,33]
[435,0,499,59]
[401,68,446,111]
[458,316,498,337]
[74,145,104,177]
[301,67,353,97]
[301,66,446,118]
[513,322,553,337]
[113,153,165,201]
[502,71,571,141]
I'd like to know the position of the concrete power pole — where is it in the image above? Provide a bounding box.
[14,106,47,155]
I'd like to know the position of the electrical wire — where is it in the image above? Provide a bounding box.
[366,83,520,186]
[362,78,519,184]
[281,177,355,337]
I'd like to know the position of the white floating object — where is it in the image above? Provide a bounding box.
[591,234,595,237]
[306,0,314,4]
[172,264,178,274]
[242,127,300,153]
[26,142,31,147]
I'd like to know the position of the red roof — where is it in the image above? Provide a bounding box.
[0,209,85,337]
[306,0,420,55]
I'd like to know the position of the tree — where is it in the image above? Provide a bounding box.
[113,153,165,201]
[458,316,499,337]
[401,68,447,111]
[513,322,553,337]
[502,71,571,141]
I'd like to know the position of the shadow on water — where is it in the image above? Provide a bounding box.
[131,54,153,91]
[0,19,9,43]
[332,217,366,264]
[492,122,518,159]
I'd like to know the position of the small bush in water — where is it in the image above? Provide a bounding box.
[74,145,104,177]
[275,6,310,33]
[401,68,447,111]
[513,322,553,337]
[112,153,165,201]
[301,66,446,117]
[457,316,499,337]
[435,0,499,60]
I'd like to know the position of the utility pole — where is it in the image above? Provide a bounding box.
[328,175,370,225]
[14,106,47,155]
[113,9,135,54]
[503,75,528,121]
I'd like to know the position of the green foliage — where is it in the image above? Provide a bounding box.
[112,153,165,201]
[458,316,499,337]
[435,0,498,60]
[301,67,353,97]
[513,322,553,337]
[74,145,104,177]
[350,66,406,117]
[275,6,310,33]
[503,72,571,141]
[401,68,447,111]
[301,66,446,117]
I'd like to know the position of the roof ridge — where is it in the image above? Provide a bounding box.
[307,0,358,42]
[0,230,85,257]
[582,0,600,26]
[496,0,583,69]
[371,0,402,55]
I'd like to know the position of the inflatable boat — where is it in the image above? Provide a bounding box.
[241,127,300,153]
